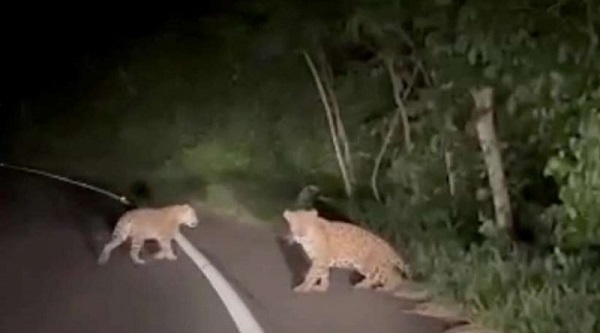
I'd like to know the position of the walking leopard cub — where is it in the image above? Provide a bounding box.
[97,204,198,265]
[283,208,412,293]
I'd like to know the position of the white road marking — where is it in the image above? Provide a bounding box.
[1,162,265,333]
[175,233,265,333]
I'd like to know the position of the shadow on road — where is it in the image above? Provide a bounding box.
[275,236,311,288]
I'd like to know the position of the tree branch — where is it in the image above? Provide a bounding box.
[385,57,413,152]
[303,50,353,197]
[371,63,418,201]
[319,51,356,185]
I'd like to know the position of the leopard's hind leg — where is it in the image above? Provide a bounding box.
[353,259,386,290]
[129,236,146,265]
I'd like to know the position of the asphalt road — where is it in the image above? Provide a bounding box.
[0,167,446,333]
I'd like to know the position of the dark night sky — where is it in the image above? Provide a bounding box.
[0,4,233,104]
[0,3,235,155]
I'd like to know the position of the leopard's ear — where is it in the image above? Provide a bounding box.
[283,209,294,221]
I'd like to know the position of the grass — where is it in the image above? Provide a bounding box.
[349,196,600,333]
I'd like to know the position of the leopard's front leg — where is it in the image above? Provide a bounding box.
[294,260,330,293]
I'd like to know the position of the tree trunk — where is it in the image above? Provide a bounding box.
[470,87,513,231]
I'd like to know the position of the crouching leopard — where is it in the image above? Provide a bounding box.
[282,208,412,293]
[97,203,198,265]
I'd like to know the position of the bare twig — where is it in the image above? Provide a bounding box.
[385,57,413,153]
[413,56,433,87]
[392,24,433,86]
[370,63,418,201]
[320,52,356,185]
[303,50,353,197]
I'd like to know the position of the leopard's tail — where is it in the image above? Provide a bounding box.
[111,213,134,240]
[392,254,413,280]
